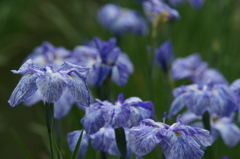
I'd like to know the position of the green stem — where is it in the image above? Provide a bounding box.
[46,102,54,159]
[115,128,127,159]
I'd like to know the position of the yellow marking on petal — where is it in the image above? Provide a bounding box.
[175,131,181,137]
[213,116,219,123]
[28,74,33,77]
[69,75,74,79]
[213,89,218,94]
[52,73,55,76]
[83,130,86,134]
[153,128,158,131]
[114,105,119,108]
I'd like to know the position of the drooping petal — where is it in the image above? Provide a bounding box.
[169,93,188,118]
[80,107,105,135]
[11,59,38,75]
[129,125,163,156]
[214,118,240,147]
[24,90,43,106]
[64,72,90,107]
[160,131,204,159]
[54,91,75,119]
[8,73,39,107]
[170,121,212,146]
[90,127,120,156]
[68,130,89,159]
[111,64,129,86]
[102,104,131,128]
[36,72,67,103]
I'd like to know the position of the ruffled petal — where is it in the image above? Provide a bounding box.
[160,131,204,159]
[129,125,163,156]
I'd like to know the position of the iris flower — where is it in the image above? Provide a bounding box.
[8,59,90,107]
[171,53,228,85]
[181,111,240,147]
[81,93,154,135]
[98,4,148,35]
[168,0,205,9]
[169,82,237,118]
[129,115,212,158]
[73,37,134,87]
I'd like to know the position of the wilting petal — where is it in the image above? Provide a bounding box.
[129,125,163,156]
[160,131,204,159]
[36,72,67,103]
[8,73,39,107]
[64,72,90,106]
[90,127,120,155]
[68,130,89,159]
[54,91,75,119]
[81,108,105,135]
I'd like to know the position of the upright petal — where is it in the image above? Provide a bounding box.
[8,73,39,107]
[36,72,67,103]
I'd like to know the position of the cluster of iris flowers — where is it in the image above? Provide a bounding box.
[7,0,238,159]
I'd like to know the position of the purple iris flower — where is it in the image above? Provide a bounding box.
[8,59,90,107]
[73,37,134,87]
[81,93,154,135]
[169,82,237,118]
[171,53,228,85]
[155,40,174,72]
[98,4,148,35]
[129,115,212,158]
[25,41,71,68]
[68,127,132,159]
[168,0,205,9]
[181,111,240,147]
[143,0,180,22]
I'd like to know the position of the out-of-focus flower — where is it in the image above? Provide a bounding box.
[129,116,212,158]
[81,93,154,135]
[68,130,89,159]
[143,0,180,30]
[171,53,228,85]
[98,4,148,35]
[169,0,205,9]
[25,41,71,68]
[230,79,240,122]
[155,40,174,72]
[169,82,237,118]
[181,111,240,147]
[8,59,90,107]
[72,37,134,87]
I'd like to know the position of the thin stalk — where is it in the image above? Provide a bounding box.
[46,102,55,159]
[115,128,127,159]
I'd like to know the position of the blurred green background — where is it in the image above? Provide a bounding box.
[1,0,240,158]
